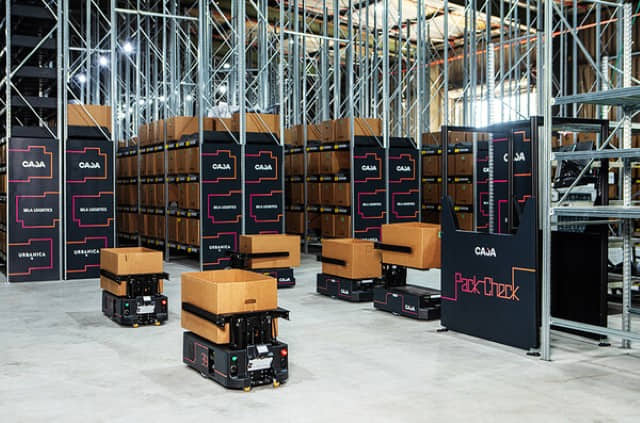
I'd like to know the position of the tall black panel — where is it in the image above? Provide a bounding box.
[244,144,284,234]
[353,146,386,240]
[201,143,242,270]
[65,138,115,279]
[8,137,60,282]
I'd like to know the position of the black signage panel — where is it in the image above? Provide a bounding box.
[202,143,242,270]
[65,139,115,279]
[8,137,61,282]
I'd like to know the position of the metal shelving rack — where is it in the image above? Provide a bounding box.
[540,2,640,359]
[2,0,114,282]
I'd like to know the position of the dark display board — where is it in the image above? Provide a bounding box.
[65,139,115,279]
[8,137,61,282]
[388,146,419,224]
[244,144,284,234]
[440,198,539,350]
[353,146,386,240]
[201,143,242,270]
[492,129,532,233]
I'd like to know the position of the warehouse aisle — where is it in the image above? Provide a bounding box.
[1,255,640,422]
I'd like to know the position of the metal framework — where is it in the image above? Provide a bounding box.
[540,1,640,360]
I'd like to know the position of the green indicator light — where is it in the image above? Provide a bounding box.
[231,356,238,362]
[125,303,129,308]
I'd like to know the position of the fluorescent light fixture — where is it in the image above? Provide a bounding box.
[76,74,87,84]
[185,94,193,102]
[223,63,231,69]
[98,56,109,67]
[217,84,227,94]
[158,96,166,102]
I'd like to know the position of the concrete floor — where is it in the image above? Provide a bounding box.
[2,254,640,422]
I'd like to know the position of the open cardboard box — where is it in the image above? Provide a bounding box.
[321,238,381,280]
[380,222,441,270]
[239,234,301,269]
[100,247,164,276]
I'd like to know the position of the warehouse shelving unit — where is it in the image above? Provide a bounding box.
[1,0,115,282]
[540,2,640,359]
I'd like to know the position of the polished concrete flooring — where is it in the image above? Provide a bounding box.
[2,254,640,422]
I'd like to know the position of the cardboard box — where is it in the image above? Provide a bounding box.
[457,212,473,231]
[153,120,165,144]
[182,308,279,345]
[455,153,473,176]
[185,147,200,174]
[320,120,336,142]
[285,154,292,175]
[168,183,179,206]
[188,218,200,246]
[307,152,321,175]
[308,183,321,205]
[138,124,149,146]
[290,182,304,205]
[455,183,473,205]
[166,116,198,141]
[155,151,165,175]
[447,183,456,202]
[155,184,165,207]
[67,104,112,133]
[423,183,441,204]
[291,153,304,175]
[422,154,441,177]
[448,131,466,144]
[181,269,278,316]
[321,214,335,238]
[232,113,280,137]
[334,214,351,238]
[100,276,164,297]
[335,118,382,141]
[334,183,350,206]
[100,247,163,276]
[307,124,323,142]
[239,234,301,269]
[321,238,381,280]
[178,184,188,209]
[422,132,441,146]
[380,222,441,270]
[214,117,233,132]
[321,183,335,205]
[423,211,440,224]
[321,151,350,174]
[187,183,199,210]
[447,154,455,176]
[168,216,180,242]
[286,211,304,234]
[308,212,321,231]
[168,150,178,174]
[284,126,299,146]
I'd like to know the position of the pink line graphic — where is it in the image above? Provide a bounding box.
[66,147,108,183]
[391,189,419,219]
[201,150,238,183]
[71,192,114,228]
[207,190,242,224]
[8,238,54,276]
[357,189,386,219]
[249,190,283,223]
[8,146,54,183]
[389,153,416,183]
[245,150,278,184]
[354,153,382,183]
[203,231,238,266]
[15,191,60,228]
[66,236,109,274]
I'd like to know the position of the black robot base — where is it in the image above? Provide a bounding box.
[102,290,168,327]
[183,331,289,391]
[372,284,441,320]
[316,273,377,302]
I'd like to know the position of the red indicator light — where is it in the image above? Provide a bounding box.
[280,348,288,357]
[162,300,167,305]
